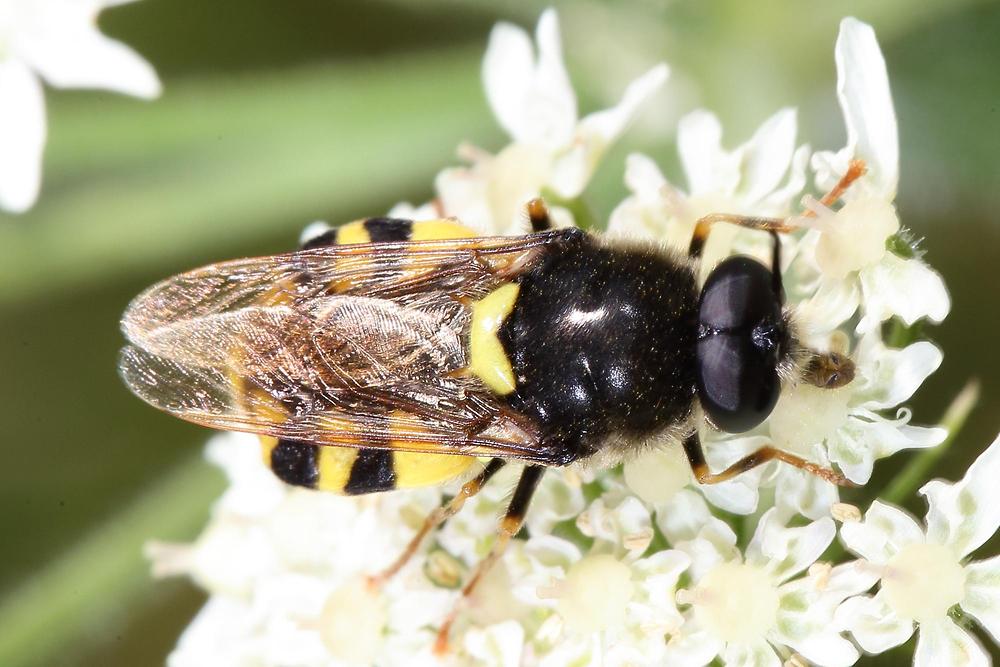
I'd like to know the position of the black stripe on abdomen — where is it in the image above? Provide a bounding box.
[363,217,412,242]
[271,439,319,488]
[344,449,396,494]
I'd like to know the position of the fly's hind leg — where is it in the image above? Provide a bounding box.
[367,458,507,589]
[527,198,553,232]
[434,464,545,654]
[682,432,854,487]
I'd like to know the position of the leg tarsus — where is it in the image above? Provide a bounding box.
[688,159,867,259]
[808,159,867,214]
[689,214,793,259]
[682,433,854,487]
[368,458,506,589]
[433,465,545,654]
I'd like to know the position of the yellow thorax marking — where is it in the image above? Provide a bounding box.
[469,283,519,395]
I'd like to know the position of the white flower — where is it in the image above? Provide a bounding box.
[807,17,948,334]
[0,0,161,213]
[607,107,809,272]
[624,433,771,516]
[663,493,874,667]
[762,331,947,519]
[837,433,1000,666]
[149,12,964,667]
[435,8,667,234]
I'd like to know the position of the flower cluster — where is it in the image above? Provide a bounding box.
[0,0,160,214]
[145,10,995,667]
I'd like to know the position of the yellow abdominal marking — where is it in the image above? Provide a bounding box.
[393,450,475,488]
[469,283,519,395]
[316,446,359,492]
[335,221,372,245]
[409,220,476,240]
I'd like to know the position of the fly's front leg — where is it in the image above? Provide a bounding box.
[688,159,868,260]
[434,464,545,654]
[688,214,793,259]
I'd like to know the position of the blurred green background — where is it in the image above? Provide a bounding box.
[0,1,997,665]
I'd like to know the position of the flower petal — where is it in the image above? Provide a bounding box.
[773,465,840,522]
[168,596,258,666]
[921,433,1000,557]
[548,64,668,198]
[855,339,943,409]
[19,15,161,98]
[662,625,724,667]
[830,413,943,485]
[482,19,536,141]
[835,593,914,654]
[700,435,771,515]
[839,500,924,564]
[463,620,524,667]
[525,469,586,537]
[857,255,950,334]
[719,638,781,667]
[0,61,45,213]
[483,9,576,147]
[623,445,692,506]
[760,143,811,214]
[961,554,1000,644]
[574,64,668,145]
[677,109,741,197]
[737,107,798,205]
[914,618,990,667]
[830,17,898,199]
[746,510,835,582]
[575,495,652,560]
[654,488,713,545]
[205,433,286,518]
[789,263,861,335]
[785,631,861,667]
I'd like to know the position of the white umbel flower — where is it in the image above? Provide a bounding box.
[662,493,874,667]
[435,8,667,234]
[808,17,949,334]
[0,0,161,213]
[761,331,947,519]
[147,12,965,667]
[837,433,1000,666]
[607,107,808,272]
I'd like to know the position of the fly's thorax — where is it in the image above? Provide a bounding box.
[494,234,700,462]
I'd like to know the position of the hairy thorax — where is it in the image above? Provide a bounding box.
[497,235,701,463]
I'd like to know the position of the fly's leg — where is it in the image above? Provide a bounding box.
[688,159,868,260]
[681,432,854,487]
[527,198,552,232]
[434,464,545,654]
[367,458,506,588]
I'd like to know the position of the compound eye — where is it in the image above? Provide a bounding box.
[697,256,784,433]
[699,256,781,330]
[696,334,780,432]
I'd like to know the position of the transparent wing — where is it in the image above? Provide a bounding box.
[119,232,577,462]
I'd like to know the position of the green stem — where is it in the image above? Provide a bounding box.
[882,379,981,506]
[0,455,222,667]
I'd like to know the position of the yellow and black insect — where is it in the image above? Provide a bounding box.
[120,166,863,650]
